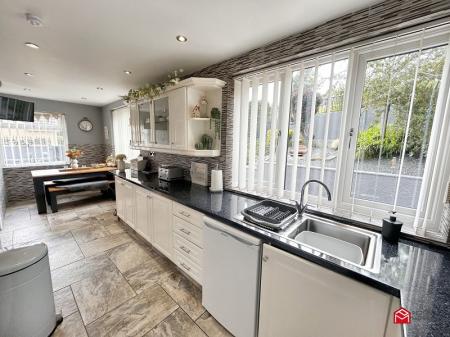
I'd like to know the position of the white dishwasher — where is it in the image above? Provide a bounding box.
[202,217,262,337]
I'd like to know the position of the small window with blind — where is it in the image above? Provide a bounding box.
[0,112,69,167]
[232,25,450,241]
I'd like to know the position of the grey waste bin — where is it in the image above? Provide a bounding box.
[0,243,62,337]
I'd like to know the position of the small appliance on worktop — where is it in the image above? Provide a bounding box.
[158,165,184,181]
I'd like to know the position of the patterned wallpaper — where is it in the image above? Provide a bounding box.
[3,144,109,202]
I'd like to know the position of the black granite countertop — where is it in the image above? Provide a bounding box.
[114,170,450,337]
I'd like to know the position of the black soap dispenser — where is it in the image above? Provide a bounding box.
[382,211,403,243]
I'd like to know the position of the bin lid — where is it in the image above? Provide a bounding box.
[0,243,48,276]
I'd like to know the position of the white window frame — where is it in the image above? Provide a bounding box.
[337,28,450,239]
[232,22,450,241]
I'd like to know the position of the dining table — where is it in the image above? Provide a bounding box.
[31,166,115,214]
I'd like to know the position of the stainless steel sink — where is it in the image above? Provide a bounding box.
[282,214,382,273]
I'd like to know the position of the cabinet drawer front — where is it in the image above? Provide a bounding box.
[173,216,203,248]
[172,203,203,227]
[174,251,202,285]
[174,233,202,266]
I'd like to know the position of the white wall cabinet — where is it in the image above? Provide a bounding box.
[114,177,126,219]
[259,244,402,337]
[130,77,225,157]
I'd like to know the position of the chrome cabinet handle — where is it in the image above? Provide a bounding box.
[180,246,191,254]
[179,211,191,217]
[179,228,191,235]
[180,262,191,271]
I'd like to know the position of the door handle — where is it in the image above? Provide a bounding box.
[179,228,191,235]
[180,246,191,254]
[180,262,191,271]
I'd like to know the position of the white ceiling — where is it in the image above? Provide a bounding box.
[0,0,381,107]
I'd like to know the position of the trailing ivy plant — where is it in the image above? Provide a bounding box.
[121,69,184,103]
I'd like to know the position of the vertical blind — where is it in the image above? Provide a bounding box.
[112,106,139,160]
[231,24,450,240]
[0,112,68,167]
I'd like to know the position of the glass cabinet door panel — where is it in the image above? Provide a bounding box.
[138,101,153,145]
[154,96,170,145]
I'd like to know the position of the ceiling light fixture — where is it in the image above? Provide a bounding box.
[176,35,188,42]
[81,97,87,100]
[25,13,44,27]
[24,72,33,77]
[25,42,40,49]
[96,87,103,90]
[23,88,31,91]
[124,70,132,75]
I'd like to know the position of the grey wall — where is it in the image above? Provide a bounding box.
[0,93,104,144]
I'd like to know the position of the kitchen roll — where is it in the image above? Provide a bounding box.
[210,169,223,192]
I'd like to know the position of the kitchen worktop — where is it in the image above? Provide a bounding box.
[114,170,450,337]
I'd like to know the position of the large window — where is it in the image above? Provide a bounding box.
[0,112,68,167]
[112,106,139,160]
[232,25,450,241]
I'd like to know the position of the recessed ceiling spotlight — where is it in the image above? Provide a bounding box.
[81,97,87,100]
[124,70,132,75]
[25,13,44,27]
[96,87,104,90]
[176,35,188,42]
[24,72,33,77]
[23,88,31,91]
[25,42,40,49]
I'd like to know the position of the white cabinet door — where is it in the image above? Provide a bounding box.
[115,177,126,219]
[169,87,187,150]
[135,187,153,242]
[259,244,392,337]
[123,181,135,228]
[152,193,173,259]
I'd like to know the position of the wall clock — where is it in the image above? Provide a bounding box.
[78,117,93,132]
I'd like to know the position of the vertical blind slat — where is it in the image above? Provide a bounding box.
[304,59,320,202]
[319,55,335,206]
[232,80,242,188]
[247,77,259,191]
[257,74,269,193]
[268,72,280,194]
[276,68,293,197]
[290,64,305,199]
[238,78,250,189]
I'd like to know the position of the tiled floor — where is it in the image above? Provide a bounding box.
[0,192,233,337]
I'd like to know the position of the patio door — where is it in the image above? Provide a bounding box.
[339,32,450,227]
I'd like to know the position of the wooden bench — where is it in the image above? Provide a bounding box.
[44,179,115,213]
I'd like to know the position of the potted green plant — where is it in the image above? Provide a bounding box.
[115,154,127,172]
[210,107,221,139]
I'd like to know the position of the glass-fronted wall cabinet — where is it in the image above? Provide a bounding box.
[153,96,170,147]
[129,77,225,157]
[138,101,153,146]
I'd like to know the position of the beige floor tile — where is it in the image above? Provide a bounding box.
[54,287,78,318]
[124,255,177,293]
[48,238,85,270]
[145,308,207,337]
[105,222,126,235]
[13,226,67,247]
[196,311,234,337]
[51,254,113,291]
[0,231,13,250]
[78,232,132,257]
[49,218,92,232]
[86,284,178,337]
[160,272,205,321]
[71,263,135,325]
[52,311,88,337]
[71,224,109,244]
[107,241,154,274]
